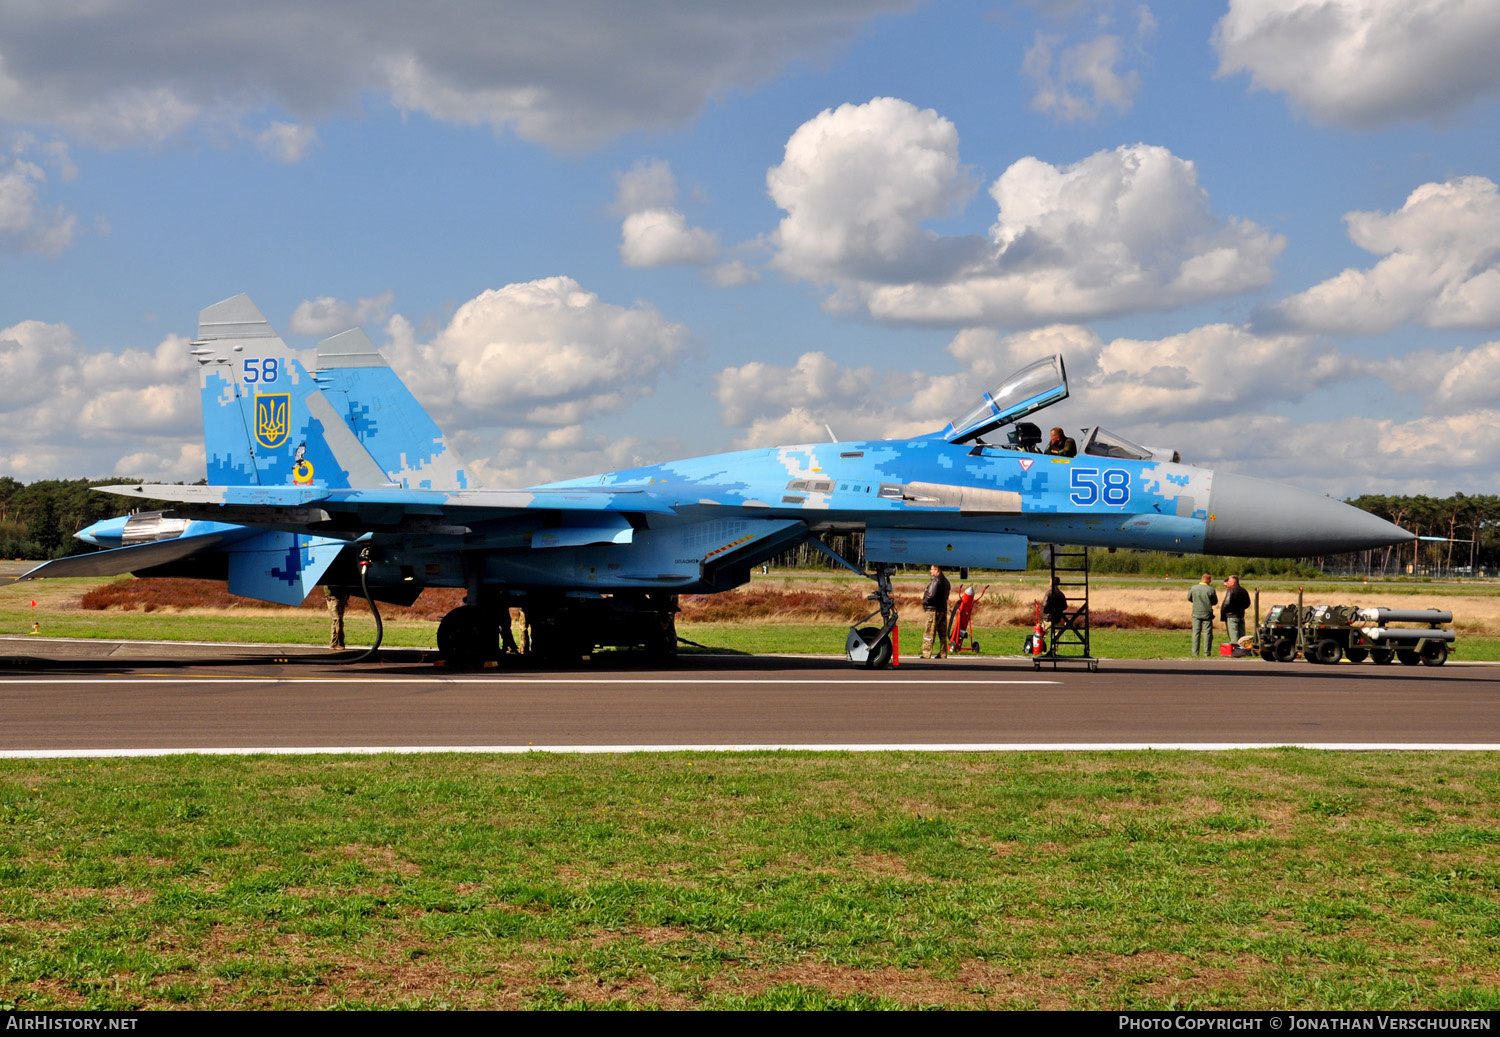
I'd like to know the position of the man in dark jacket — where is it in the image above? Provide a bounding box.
[921,564,951,659]
[1220,575,1250,645]
[1042,577,1067,629]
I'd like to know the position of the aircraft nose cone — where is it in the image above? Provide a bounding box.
[1204,472,1415,556]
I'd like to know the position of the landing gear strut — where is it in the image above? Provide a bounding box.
[804,535,899,670]
[845,564,899,669]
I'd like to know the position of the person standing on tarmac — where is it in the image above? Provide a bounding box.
[1220,575,1250,646]
[921,564,951,659]
[1188,573,1218,657]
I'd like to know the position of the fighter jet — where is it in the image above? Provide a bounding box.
[22,294,1413,667]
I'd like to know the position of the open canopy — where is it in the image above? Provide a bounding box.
[942,355,1068,444]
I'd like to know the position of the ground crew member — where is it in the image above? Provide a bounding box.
[1042,576,1067,639]
[1188,573,1218,657]
[325,587,349,649]
[1220,575,1250,645]
[500,604,519,654]
[921,564,951,659]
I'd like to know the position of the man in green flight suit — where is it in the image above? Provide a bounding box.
[1188,573,1218,658]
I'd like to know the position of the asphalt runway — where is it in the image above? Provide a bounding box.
[1,636,1497,754]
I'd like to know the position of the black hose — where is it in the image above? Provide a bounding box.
[347,551,383,663]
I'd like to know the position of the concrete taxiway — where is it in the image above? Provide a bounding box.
[1,636,1497,754]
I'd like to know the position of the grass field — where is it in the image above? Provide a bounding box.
[3,572,1499,1009]
[2,751,1498,1010]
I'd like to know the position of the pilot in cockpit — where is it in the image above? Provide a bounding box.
[1045,427,1077,457]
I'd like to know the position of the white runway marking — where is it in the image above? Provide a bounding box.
[2,743,1499,759]
[0,677,1060,686]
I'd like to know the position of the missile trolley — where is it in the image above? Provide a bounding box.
[1257,603,1455,666]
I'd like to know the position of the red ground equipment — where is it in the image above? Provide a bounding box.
[948,584,986,653]
[1023,601,1046,655]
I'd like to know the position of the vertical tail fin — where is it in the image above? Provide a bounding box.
[315,328,471,490]
[194,294,391,489]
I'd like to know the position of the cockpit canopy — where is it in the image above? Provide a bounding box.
[939,355,1181,462]
[942,355,1068,444]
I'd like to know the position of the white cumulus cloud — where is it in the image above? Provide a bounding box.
[0,136,77,254]
[1266,176,1500,334]
[767,100,1284,326]
[0,322,199,479]
[1214,0,1500,127]
[620,208,720,269]
[769,98,980,285]
[614,159,722,270]
[382,275,690,432]
[1022,23,1147,124]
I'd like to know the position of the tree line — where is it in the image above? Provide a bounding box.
[0,478,180,560]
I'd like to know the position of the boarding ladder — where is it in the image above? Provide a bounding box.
[1036,545,1098,672]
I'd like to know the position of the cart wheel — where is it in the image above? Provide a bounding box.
[1258,646,1276,662]
[1088,659,1099,672]
[1313,639,1342,665]
[1397,648,1421,666]
[1419,642,1448,667]
[1273,639,1296,663]
[1370,647,1395,665]
[971,640,980,654]
[1344,646,1368,663]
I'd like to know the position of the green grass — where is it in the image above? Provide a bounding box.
[675,622,1500,662]
[1,751,1498,1009]
[6,575,1497,659]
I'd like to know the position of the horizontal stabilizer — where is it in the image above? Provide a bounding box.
[18,527,257,581]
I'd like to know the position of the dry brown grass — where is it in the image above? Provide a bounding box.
[78,578,465,619]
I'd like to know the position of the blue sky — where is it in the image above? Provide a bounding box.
[1,0,1498,496]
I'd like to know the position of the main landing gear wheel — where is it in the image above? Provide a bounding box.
[437,605,498,670]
